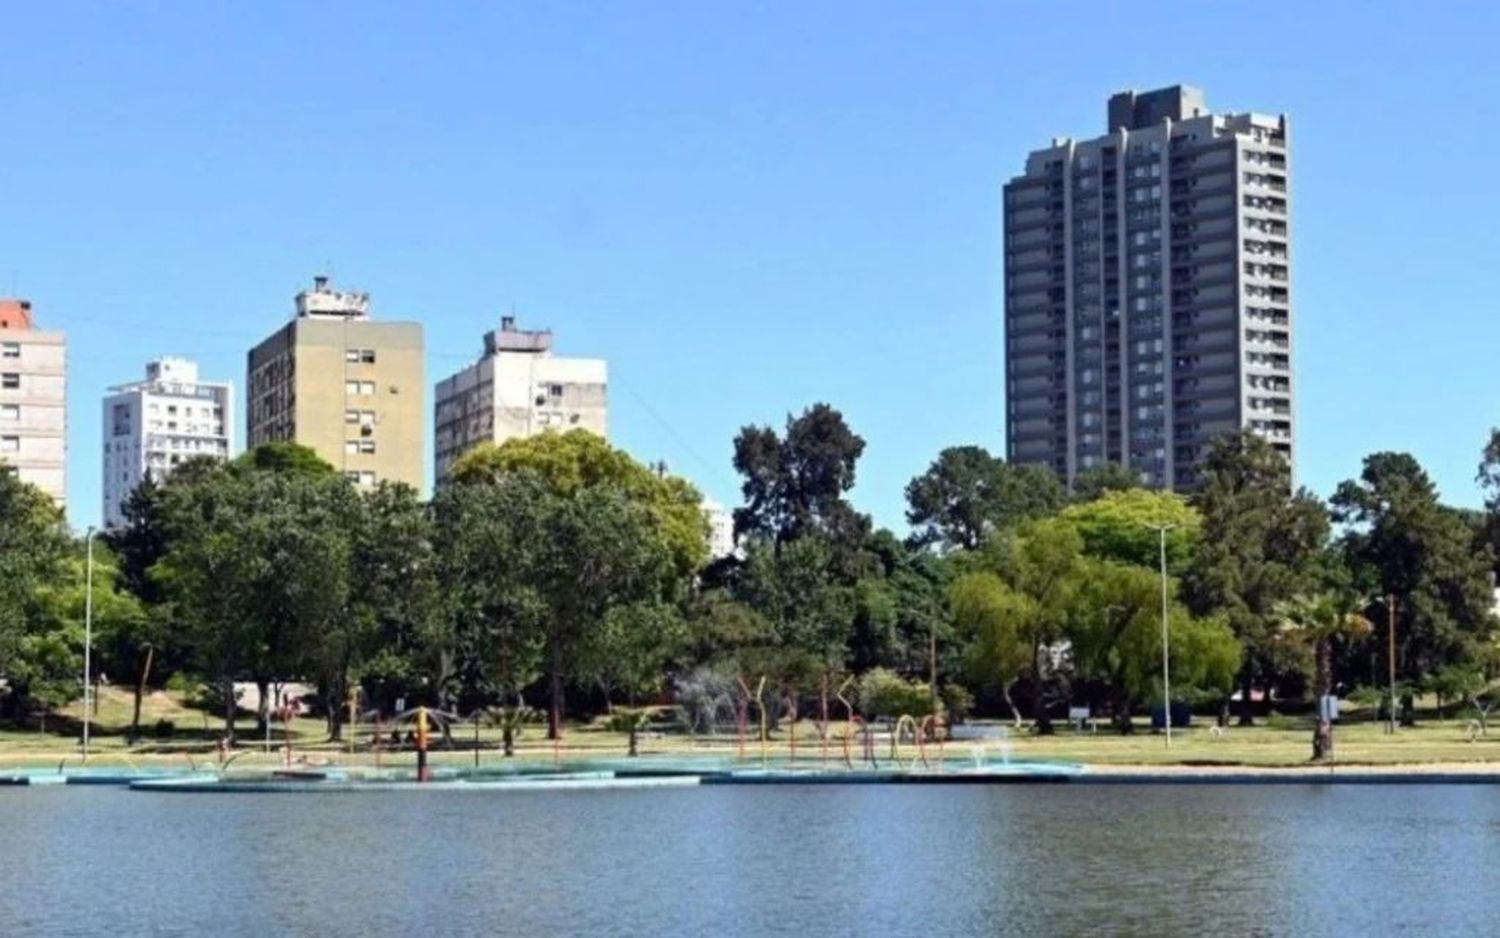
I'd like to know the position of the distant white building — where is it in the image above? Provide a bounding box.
[434,316,607,481]
[102,357,233,527]
[703,498,738,560]
[0,299,67,511]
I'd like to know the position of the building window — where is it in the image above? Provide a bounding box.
[0,342,18,359]
[1,435,19,453]
[345,409,360,424]
[359,440,375,454]
[345,441,360,455]
[0,404,17,421]
[1,373,18,389]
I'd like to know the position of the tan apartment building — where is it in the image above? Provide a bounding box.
[246,276,424,491]
[433,316,607,481]
[0,300,67,510]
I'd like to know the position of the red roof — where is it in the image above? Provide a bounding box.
[0,300,34,330]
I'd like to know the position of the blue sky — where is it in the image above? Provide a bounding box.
[6,2,1500,530]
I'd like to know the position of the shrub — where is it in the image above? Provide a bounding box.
[857,668,936,720]
[940,683,975,725]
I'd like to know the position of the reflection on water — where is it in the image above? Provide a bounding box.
[2,784,1498,936]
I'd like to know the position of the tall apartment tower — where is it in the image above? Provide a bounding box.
[247,276,425,490]
[0,300,67,510]
[102,357,233,527]
[433,317,607,481]
[1003,85,1292,491]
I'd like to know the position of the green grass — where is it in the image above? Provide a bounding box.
[5,689,1500,770]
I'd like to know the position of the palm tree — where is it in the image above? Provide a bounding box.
[1278,594,1372,761]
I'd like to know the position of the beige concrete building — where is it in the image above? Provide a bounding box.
[247,276,424,491]
[0,300,67,510]
[434,316,607,481]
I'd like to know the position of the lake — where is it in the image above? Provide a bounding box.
[2,784,1496,935]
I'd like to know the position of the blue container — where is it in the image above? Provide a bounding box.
[1149,702,1192,729]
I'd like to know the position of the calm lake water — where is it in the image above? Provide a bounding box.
[2,783,1498,935]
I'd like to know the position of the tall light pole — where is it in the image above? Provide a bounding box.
[82,526,96,763]
[1147,523,1175,747]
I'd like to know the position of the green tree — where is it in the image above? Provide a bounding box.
[1332,451,1497,723]
[732,403,869,549]
[449,433,704,738]
[0,470,68,721]
[154,457,352,739]
[233,441,336,477]
[961,518,1087,732]
[1059,489,1200,572]
[735,535,856,680]
[450,429,708,579]
[1071,462,1141,502]
[318,482,435,741]
[534,487,680,738]
[1183,431,1329,725]
[949,571,1031,726]
[904,446,1064,551]
[592,601,687,756]
[431,477,547,755]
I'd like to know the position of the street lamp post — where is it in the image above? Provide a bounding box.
[1147,523,1175,748]
[82,526,96,763]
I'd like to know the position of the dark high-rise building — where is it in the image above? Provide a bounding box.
[1003,85,1292,490]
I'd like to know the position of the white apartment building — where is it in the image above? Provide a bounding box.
[0,299,67,510]
[102,357,233,527]
[434,316,607,481]
[702,498,738,560]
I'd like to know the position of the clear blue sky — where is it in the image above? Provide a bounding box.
[6,2,1499,530]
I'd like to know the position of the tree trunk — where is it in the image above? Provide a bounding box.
[1236,667,1256,726]
[502,723,515,758]
[129,644,153,746]
[1400,691,1416,727]
[1114,691,1134,735]
[628,722,639,757]
[1033,682,1054,735]
[547,652,564,741]
[222,676,237,741]
[255,677,270,737]
[1001,683,1023,729]
[1311,637,1333,762]
[327,680,344,744]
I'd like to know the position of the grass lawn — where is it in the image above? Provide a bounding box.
[5,689,1500,770]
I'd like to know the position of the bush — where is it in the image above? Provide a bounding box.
[164,672,195,694]
[152,719,176,739]
[857,668,936,720]
[940,683,975,725]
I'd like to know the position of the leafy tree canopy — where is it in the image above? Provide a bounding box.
[732,403,869,548]
[905,446,1063,552]
[1059,488,1200,572]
